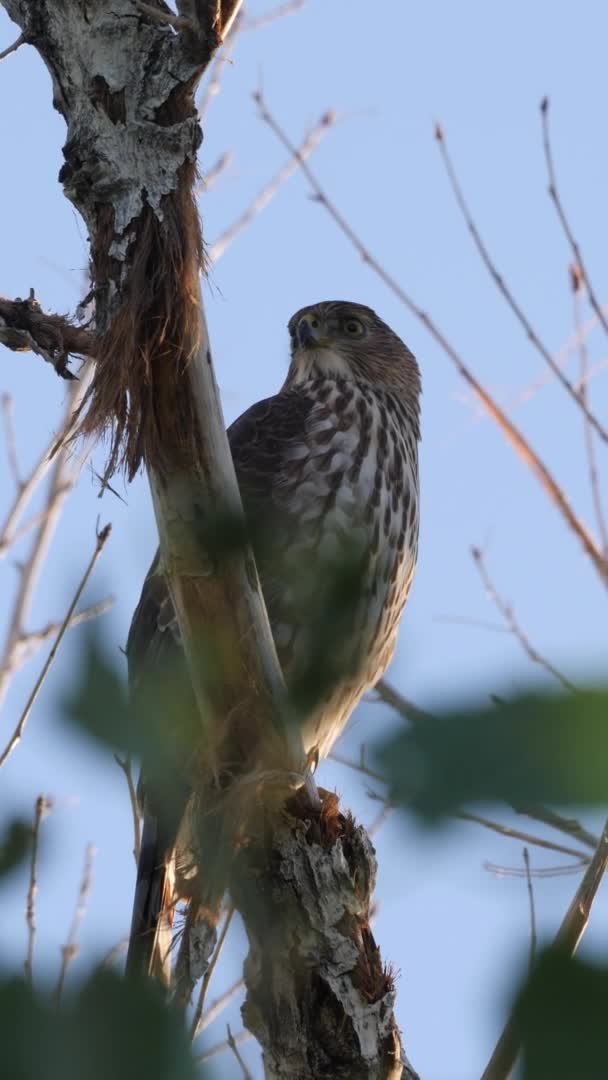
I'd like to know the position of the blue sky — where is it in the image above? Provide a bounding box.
[0,1,607,1077]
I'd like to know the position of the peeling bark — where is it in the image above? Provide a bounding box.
[232,790,416,1080]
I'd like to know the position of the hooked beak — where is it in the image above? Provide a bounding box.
[297,319,320,349]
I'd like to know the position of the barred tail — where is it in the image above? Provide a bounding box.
[126,814,175,984]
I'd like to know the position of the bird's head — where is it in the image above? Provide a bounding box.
[285,300,421,417]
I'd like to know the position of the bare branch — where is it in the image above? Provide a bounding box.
[0,292,92,379]
[254,91,608,585]
[522,848,537,973]
[209,110,336,263]
[196,1029,253,1065]
[481,818,608,1080]
[24,795,53,984]
[114,755,141,866]
[0,31,25,63]
[571,265,608,557]
[197,977,244,1035]
[1,393,21,486]
[471,546,577,693]
[243,0,306,31]
[541,98,608,340]
[227,1023,254,1079]
[459,812,589,863]
[0,522,112,769]
[14,598,113,669]
[434,124,608,443]
[55,843,96,1004]
[202,150,234,191]
[198,9,243,118]
[190,905,235,1041]
[0,382,86,710]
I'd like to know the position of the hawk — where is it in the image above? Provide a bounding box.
[126,300,421,979]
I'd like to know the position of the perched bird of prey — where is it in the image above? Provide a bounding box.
[126,300,421,980]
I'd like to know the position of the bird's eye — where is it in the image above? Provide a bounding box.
[344,318,364,336]
[310,317,319,329]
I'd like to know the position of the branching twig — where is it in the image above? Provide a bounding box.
[434,123,608,443]
[571,265,608,557]
[0,380,87,705]
[254,91,608,585]
[198,11,243,119]
[196,1028,253,1064]
[481,817,608,1080]
[55,843,96,1004]
[227,1023,254,1079]
[24,795,53,984]
[459,812,589,863]
[190,905,235,1041]
[0,31,25,63]
[209,110,337,262]
[471,546,577,693]
[114,754,141,865]
[197,977,244,1034]
[541,98,608,340]
[0,522,112,768]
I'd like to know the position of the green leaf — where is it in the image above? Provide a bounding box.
[515,949,608,1079]
[0,969,208,1080]
[376,687,608,819]
[0,819,31,879]
[62,632,131,751]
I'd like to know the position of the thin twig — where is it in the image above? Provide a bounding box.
[541,98,608,340]
[571,265,608,557]
[0,380,87,702]
[55,843,96,1004]
[195,1028,253,1064]
[202,150,234,192]
[209,110,336,263]
[24,795,53,984]
[459,812,589,863]
[485,859,587,879]
[2,393,21,486]
[16,597,113,662]
[253,91,608,586]
[516,805,599,852]
[471,546,577,693]
[0,523,112,769]
[198,12,242,119]
[481,817,608,1080]
[434,123,608,443]
[197,977,244,1034]
[227,1023,253,1078]
[0,32,25,63]
[522,848,537,973]
[243,0,306,31]
[114,754,141,865]
[374,679,434,724]
[190,905,235,1041]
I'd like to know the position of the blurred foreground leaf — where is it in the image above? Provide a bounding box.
[0,819,30,879]
[514,949,608,1079]
[0,969,205,1080]
[376,687,608,819]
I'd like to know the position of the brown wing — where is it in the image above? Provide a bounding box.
[125,389,313,979]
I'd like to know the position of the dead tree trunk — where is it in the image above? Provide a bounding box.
[0,2,414,1075]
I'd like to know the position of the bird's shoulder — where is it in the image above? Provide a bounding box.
[227,389,314,493]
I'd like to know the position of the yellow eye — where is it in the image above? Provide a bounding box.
[344,318,364,336]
